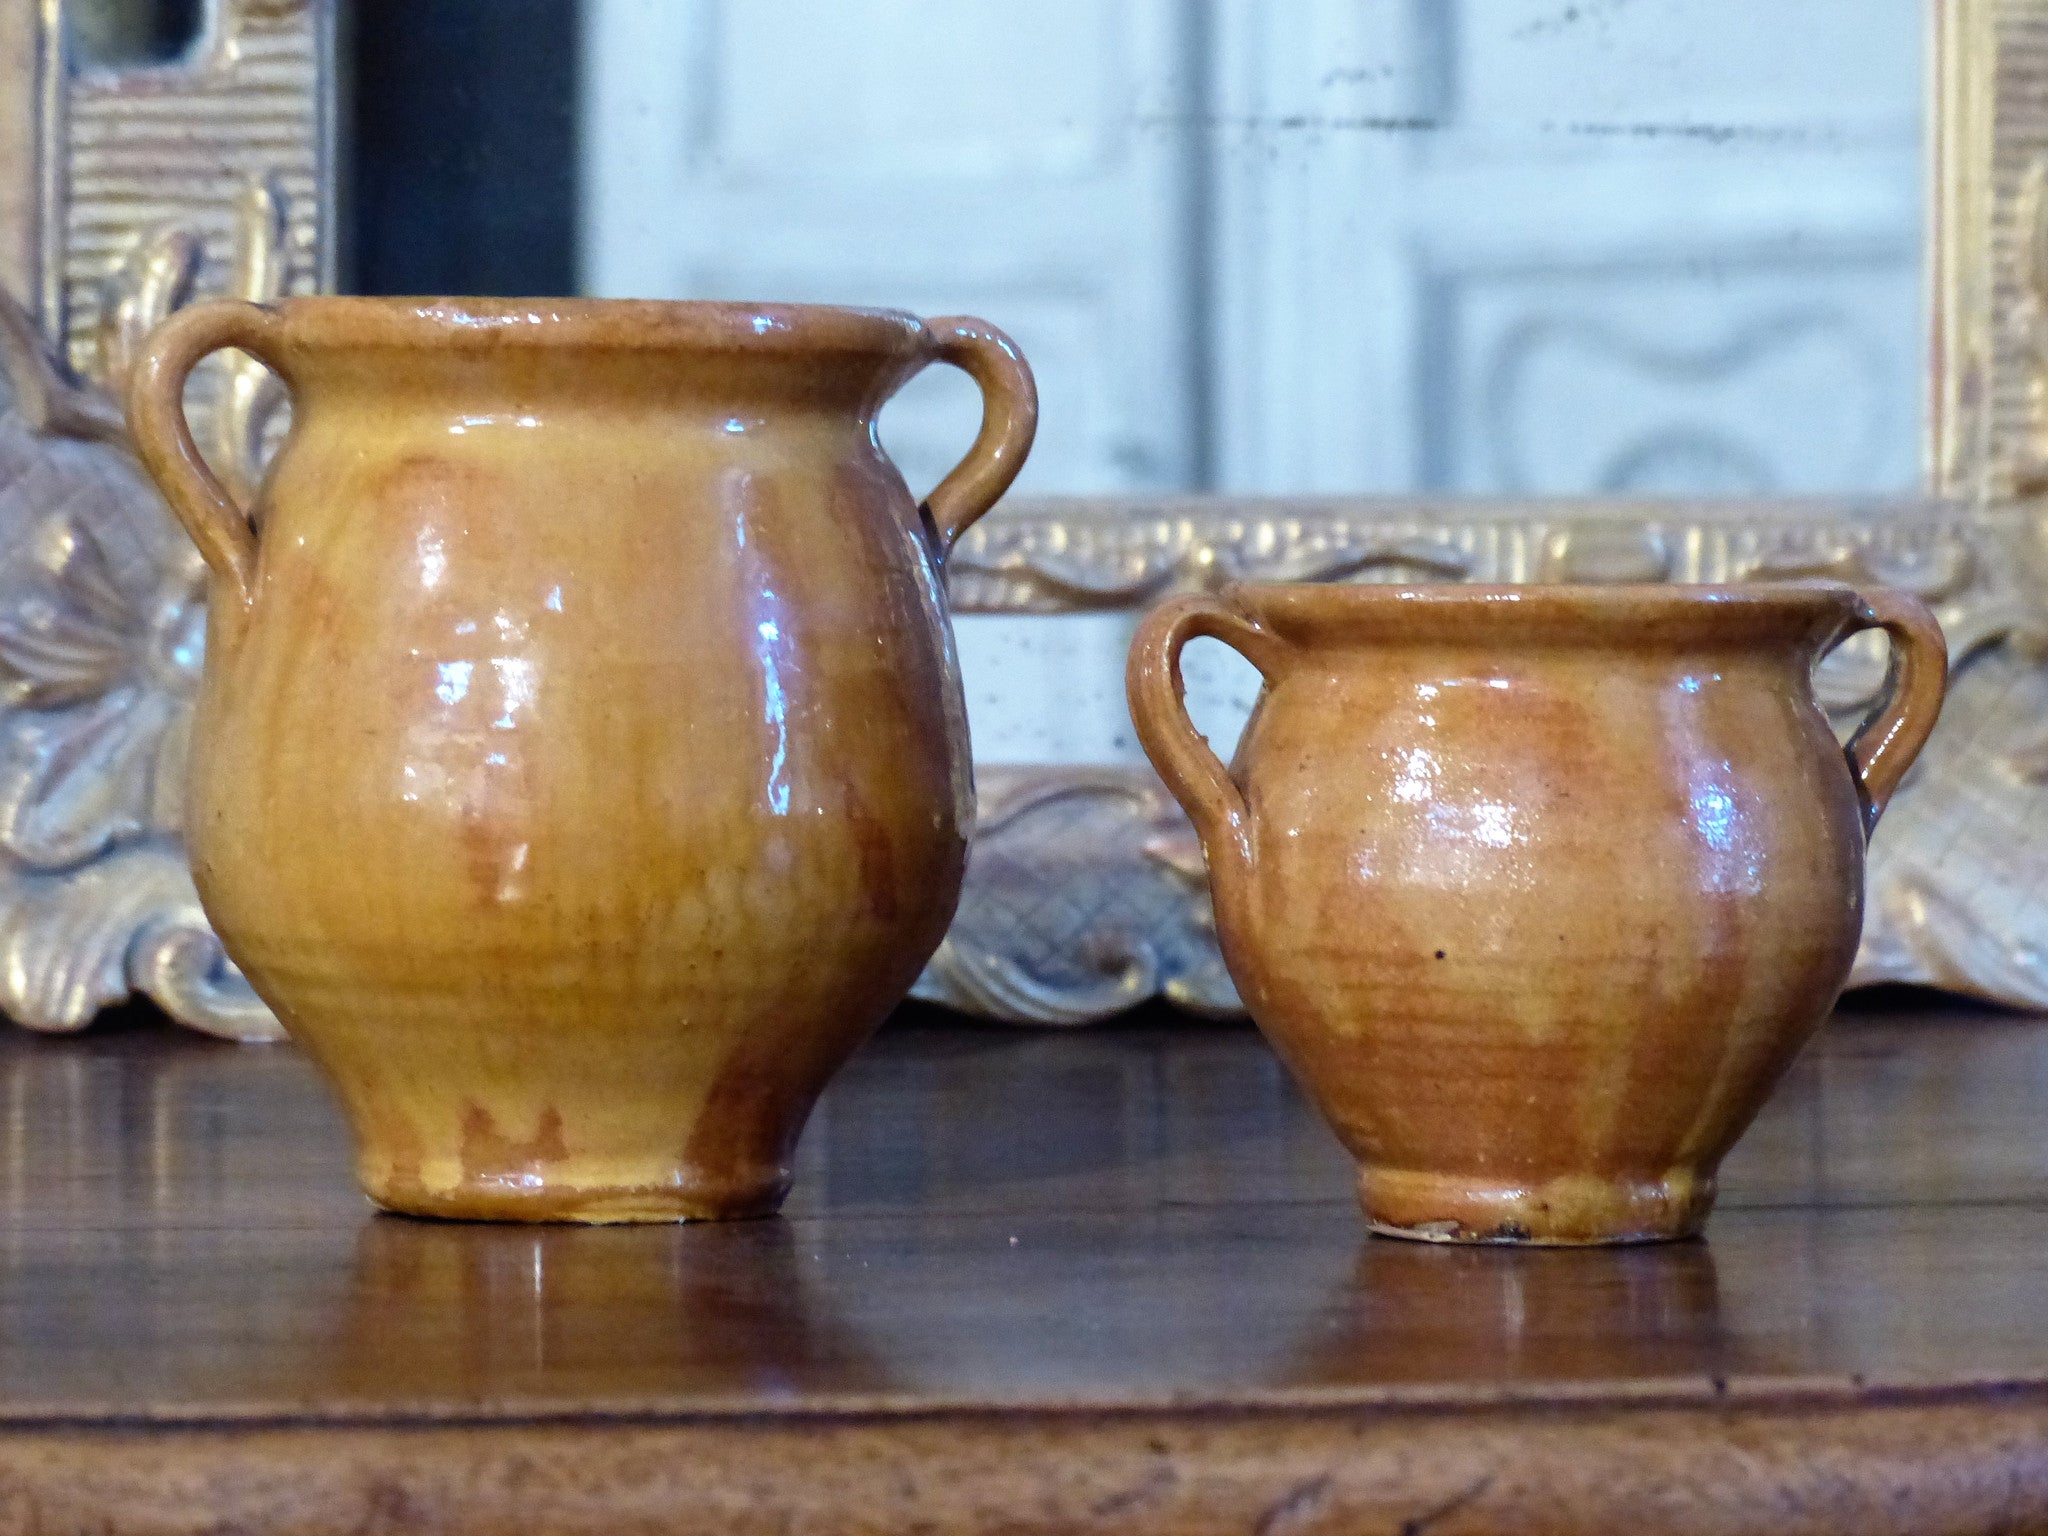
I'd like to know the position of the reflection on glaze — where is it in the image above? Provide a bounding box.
[447,413,541,436]
[397,762,434,805]
[406,596,549,849]
[1693,783,1738,853]
[1455,800,1521,851]
[1689,768,1765,894]
[417,528,447,591]
[497,841,529,906]
[489,656,538,731]
[1664,680,1764,894]
[1391,747,1437,804]
[735,501,796,818]
[418,302,568,331]
[757,614,791,816]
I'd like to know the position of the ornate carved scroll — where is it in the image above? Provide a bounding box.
[0,0,325,1037]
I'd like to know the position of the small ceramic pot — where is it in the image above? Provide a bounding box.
[1128,583,1946,1245]
[128,297,1036,1222]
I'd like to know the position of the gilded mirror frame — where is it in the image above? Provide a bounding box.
[0,0,2041,1037]
[919,0,2048,1021]
[0,0,328,1037]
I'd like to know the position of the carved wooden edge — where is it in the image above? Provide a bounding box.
[4,1392,2047,1536]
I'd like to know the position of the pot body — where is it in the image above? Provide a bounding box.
[131,298,1035,1221]
[1129,584,1946,1244]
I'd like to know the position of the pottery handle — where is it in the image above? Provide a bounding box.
[1126,594,1287,882]
[1840,589,1949,838]
[126,299,289,609]
[919,316,1038,553]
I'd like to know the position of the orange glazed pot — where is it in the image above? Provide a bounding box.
[1128,583,1947,1245]
[128,297,1035,1222]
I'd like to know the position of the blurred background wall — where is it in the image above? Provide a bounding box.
[67,0,1931,763]
[576,1,1923,502]
[63,0,1928,502]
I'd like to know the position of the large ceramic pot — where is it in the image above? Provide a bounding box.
[1127,583,1946,1245]
[128,297,1036,1222]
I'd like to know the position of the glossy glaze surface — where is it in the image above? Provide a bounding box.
[124,297,1036,1222]
[1129,583,1947,1244]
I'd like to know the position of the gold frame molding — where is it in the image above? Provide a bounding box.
[1932,0,2048,499]
[0,0,2043,1035]
[0,0,328,1037]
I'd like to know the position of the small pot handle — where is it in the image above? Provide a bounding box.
[918,316,1037,554]
[125,299,290,609]
[1838,589,1948,839]
[1125,594,1289,883]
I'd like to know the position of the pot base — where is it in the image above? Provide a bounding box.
[1357,1164,1715,1247]
[359,1163,791,1226]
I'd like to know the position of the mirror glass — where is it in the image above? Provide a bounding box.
[345,0,1925,763]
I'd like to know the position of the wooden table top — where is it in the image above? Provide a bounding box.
[7,997,2048,1535]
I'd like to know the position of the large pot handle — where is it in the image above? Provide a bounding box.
[126,299,290,609]
[1125,594,1290,885]
[1839,589,1948,838]
[919,316,1037,553]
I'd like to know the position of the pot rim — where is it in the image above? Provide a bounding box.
[252,295,932,357]
[1225,580,1867,643]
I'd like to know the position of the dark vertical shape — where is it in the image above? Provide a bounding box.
[65,0,204,68]
[1415,270,1458,492]
[345,0,580,297]
[1410,0,1458,492]
[1183,0,1218,492]
[1410,0,1459,124]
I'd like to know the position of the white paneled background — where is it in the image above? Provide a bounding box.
[581,0,1924,763]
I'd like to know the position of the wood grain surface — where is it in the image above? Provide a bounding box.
[5,997,2048,1534]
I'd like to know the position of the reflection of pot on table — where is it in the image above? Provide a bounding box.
[0,1029,358,1236]
[333,1215,895,1402]
[1288,1240,1750,1388]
